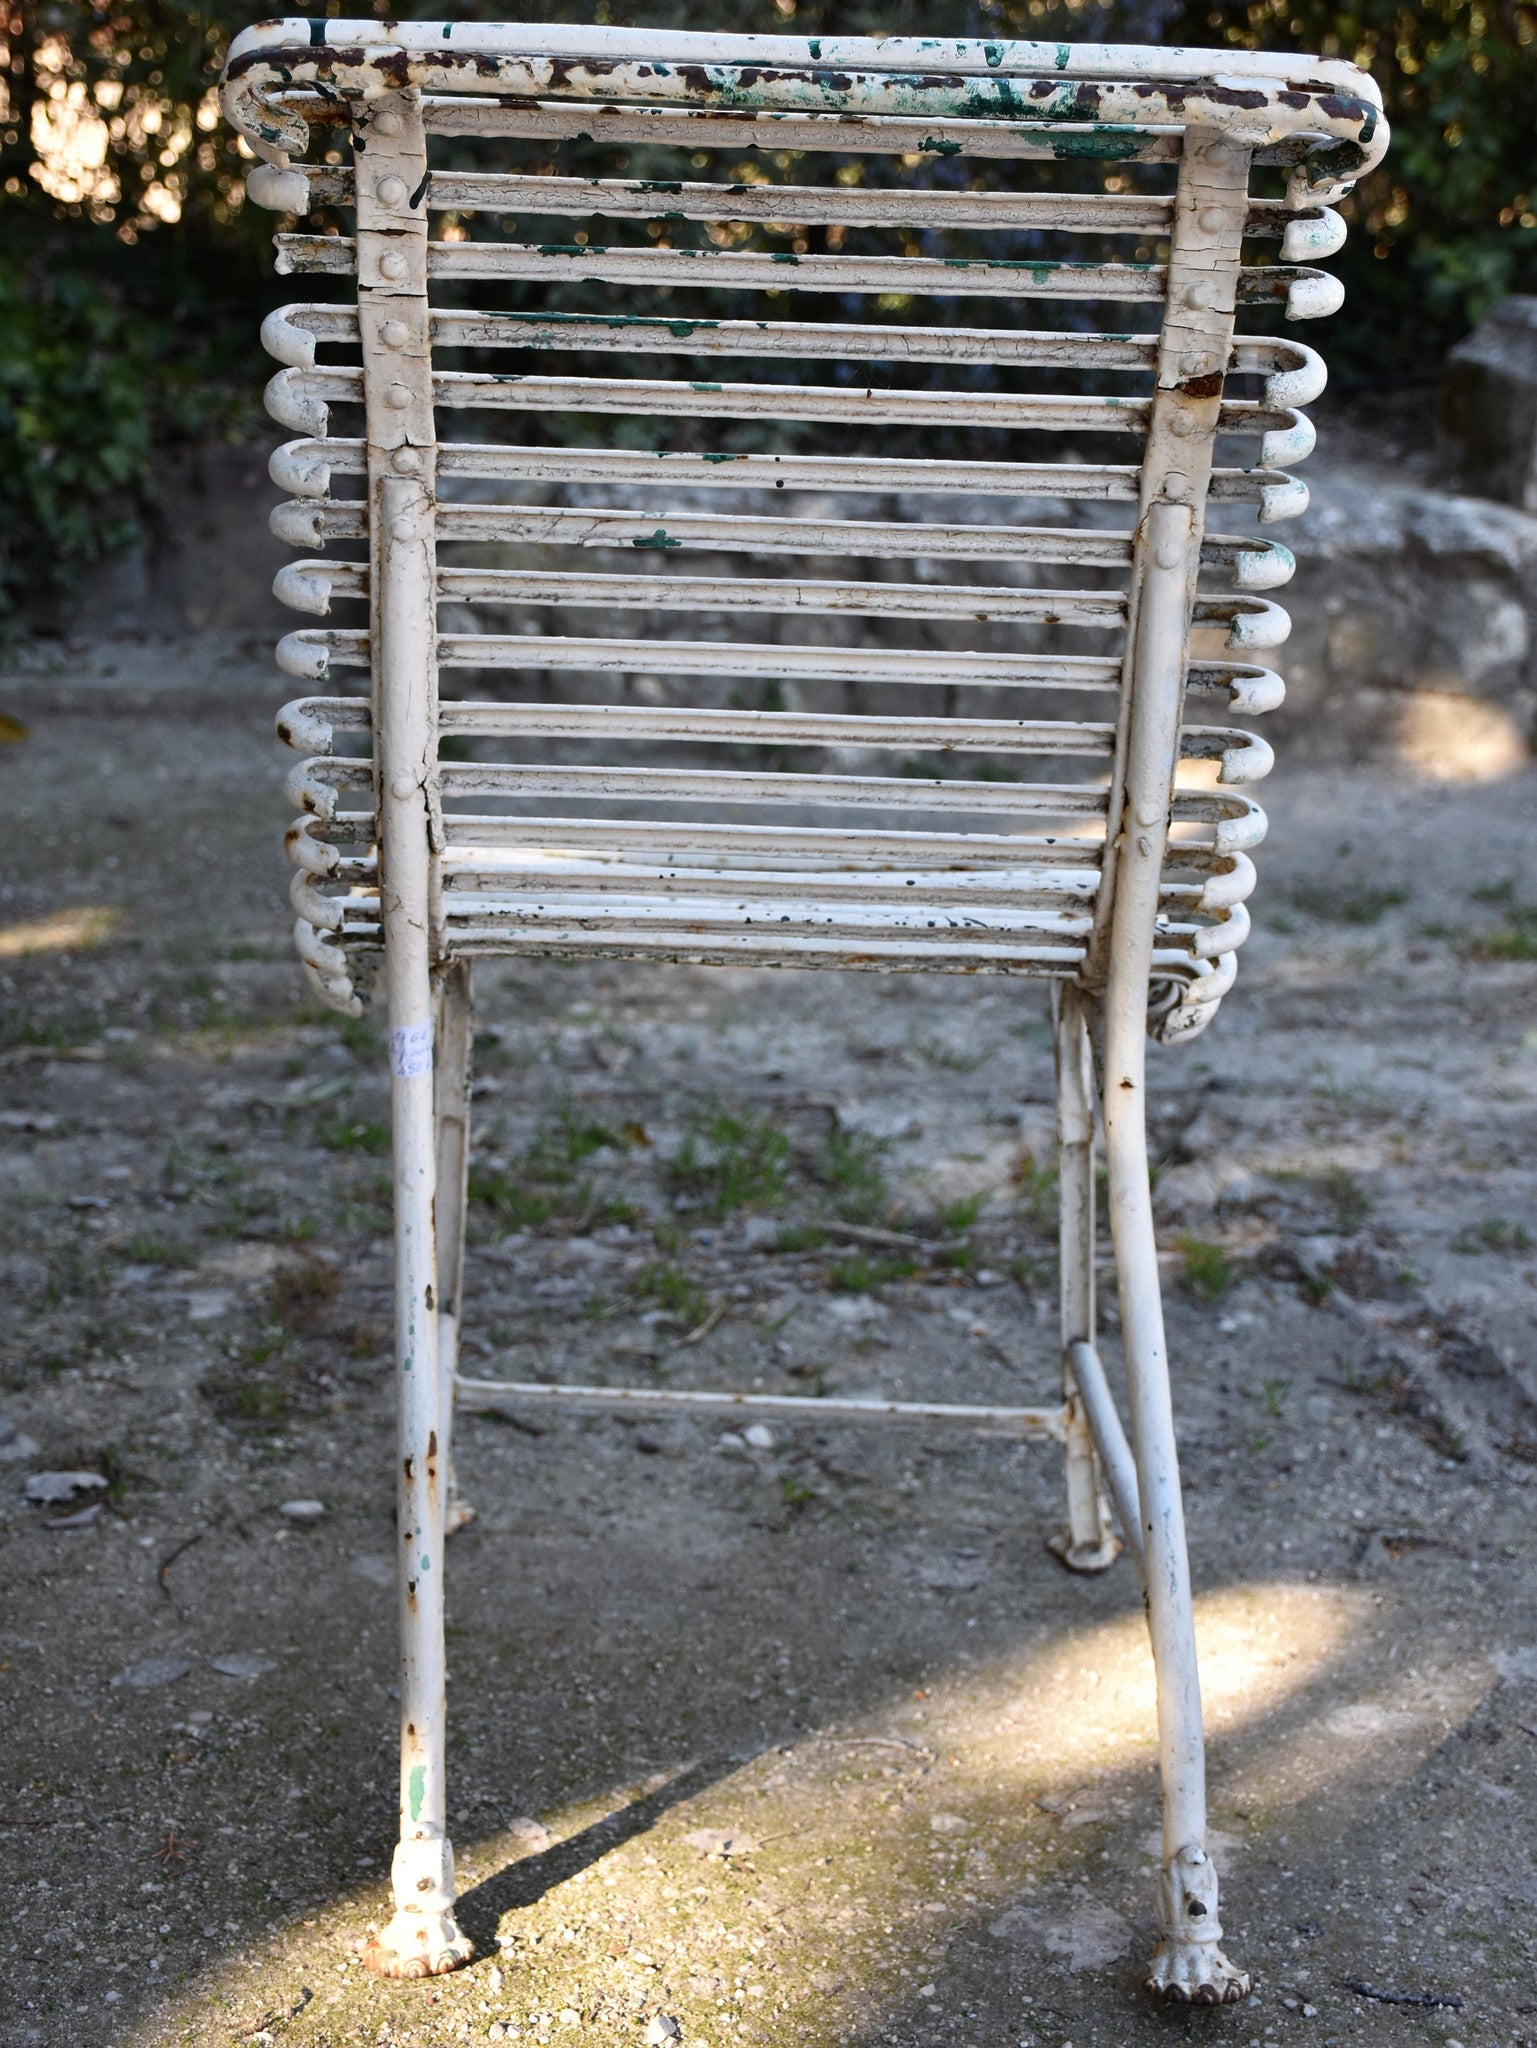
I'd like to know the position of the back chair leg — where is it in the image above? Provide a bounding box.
[434,959,476,1537]
[362,473,473,1980]
[1049,984,1119,1574]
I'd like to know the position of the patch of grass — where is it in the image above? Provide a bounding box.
[828,1252,918,1293]
[269,1258,340,1335]
[668,1108,790,1218]
[816,1126,887,1223]
[338,1014,383,1061]
[632,1260,710,1328]
[1289,884,1408,925]
[314,1109,390,1154]
[776,1223,829,1253]
[1260,1376,1291,1417]
[467,1167,557,1230]
[1453,1217,1534,1255]
[1179,1235,1236,1303]
[1322,1165,1371,1232]
[1469,918,1537,962]
[122,1233,197,1269]
[933,1238,976,1273]
[1014,1153,1059,1231]
[938,1193,983,1234]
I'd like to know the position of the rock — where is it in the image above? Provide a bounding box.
[929,1812,970,1835]
[683,1827,759,1859]
[741,1423,775,1451]
[278,1498,325,1523]
[351,1553,393,1586]
[0,1416,40,1463]
[209,1652,274,1679]
[1442,296,1537,511]
[644,2017,682,2045]
[115,1655,193,1689]
[0,1109,57,1132]
[24,1470,107,1504]
[897,1543,989,1592]
[1041,1900,1135,1972]
[507,1816,555,1852]
[1153,1155,1268,1222]
[45,1503,102,1530]
[1273,467,1537,766]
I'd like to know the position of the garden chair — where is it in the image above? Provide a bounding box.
[221,19,1385,2005]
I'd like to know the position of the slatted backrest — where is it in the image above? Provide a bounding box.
[225,23,1382,1031]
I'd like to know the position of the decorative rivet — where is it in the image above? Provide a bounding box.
[390,517,415,544]
[390,773,415,800]
[378,252,407,281]
[1170,413,1197,437]
[372,110,402,137]
[384,383,413,411]
[376,175,408,207]
[380,318,410,348]
[1198,206,1228,233]
[1154,540,1184,570]
[393,447,422,474]
[1163,471,1190,498]
[1184,280,1214,310]
[1178,350,1211,376]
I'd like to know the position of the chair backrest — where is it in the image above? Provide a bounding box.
[223,21,1383,1035]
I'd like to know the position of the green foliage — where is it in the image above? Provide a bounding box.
[1164,0,1537,380]
[631,1259,710,1327]
[816,1126,889,1224]
[828,1250,919,1292]
[669,1108,790,1217]
[0,0,1526,615]
[1178,1234,1237,1302]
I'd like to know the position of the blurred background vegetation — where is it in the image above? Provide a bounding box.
[0,0,1532,625]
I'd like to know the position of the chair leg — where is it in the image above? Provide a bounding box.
[434,958,476,1538]
[1048,984,1119,1574]
[362,473,473,1980]
[1103,970,1249,2005]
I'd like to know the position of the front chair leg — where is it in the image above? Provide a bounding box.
[1103,975,1249,2005]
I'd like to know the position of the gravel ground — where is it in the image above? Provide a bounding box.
[4,640,1537,2048]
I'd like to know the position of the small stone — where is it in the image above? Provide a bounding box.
[279,1499,325,1523]
[684,1827,759,1860]
[210,1652,275,1680]
[917,1983,937,1998]
[488,2027,506,2042]
[487,1964,504,1992]
[115,1655,193,1689]
[507,1816,554,1852]
[644,2019,682,2045]
[742,1423,775,1451]
[25,1470,108,1504]
[46,1502,102,1530]
[929,1813,970,1835]
[352,1554,393,1586]
[1301,2006,1317,2019]
[0,1109,57,1132]
[557,2011,580,2028]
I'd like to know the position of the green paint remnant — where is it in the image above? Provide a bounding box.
[770,252,800,265]
[984,41,1004,68]
[637,180,683,193]
[537,243,594,259]
[807,38,821,57]
[920,135,963,156]
[633,531,682,550]
[408,1764,426,1822]
[421,1553,430,1571]
[702,452,740,463]
[1049,129,1145,161]
[690,381,723,392]
[1055,42,1072,68]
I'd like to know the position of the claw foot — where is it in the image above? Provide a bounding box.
[1047,1529,1123,1574]
[1143,1842,1250,2007]
[362,1830,474,1980]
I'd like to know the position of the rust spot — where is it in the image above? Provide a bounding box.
[1178,372,1224,400]
[403,1455,414,1480]
[427,1431,438,1459]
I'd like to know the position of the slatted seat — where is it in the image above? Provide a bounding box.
[222,19,1384,2007]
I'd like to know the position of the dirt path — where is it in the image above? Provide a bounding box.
[4,643,1537,2048]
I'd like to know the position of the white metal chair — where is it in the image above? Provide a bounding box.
[221,21,1384,2005]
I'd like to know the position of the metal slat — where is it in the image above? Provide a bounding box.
[436,816,1105,867]
[454,1377,1073,1439]
[423,171,1175,234]
[434,760,1110,816]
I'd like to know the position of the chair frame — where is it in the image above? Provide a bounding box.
[222,21,1384,2008]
